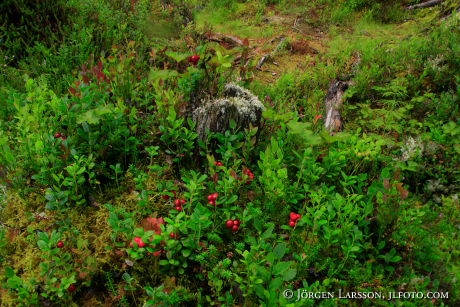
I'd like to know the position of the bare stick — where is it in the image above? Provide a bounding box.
[407,0,445,10]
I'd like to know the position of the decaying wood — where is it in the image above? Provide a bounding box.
[256,55,270,70]
[324,80,350,134]
[193,83,265,140]
[256,37,286,70]
[205,32,245,48]
[407,0,445,10]
[324,53,361,134]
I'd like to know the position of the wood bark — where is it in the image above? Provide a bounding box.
[324,52,360,134]
[324,80,350,134]
[205,32,245,48]
[407,0,445,10]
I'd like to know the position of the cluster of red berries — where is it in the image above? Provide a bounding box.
[174,198,186,211]
[54,132,67,140]
[243,168,255,183]
[131,236,147,248]
[225,219,241,232]
[130,236,165,257]
[207,192,218,206]
[289,212,301,227]
[214,161,223,167]
[188,54,200,66]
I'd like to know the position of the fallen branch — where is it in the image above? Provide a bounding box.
[256,37,286,70]
[256,55,270,70]
[205,32,245,48]
[407,0,445,10]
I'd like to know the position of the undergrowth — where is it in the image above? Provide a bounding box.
[0,0,459,306]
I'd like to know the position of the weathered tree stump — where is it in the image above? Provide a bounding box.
[324,52,360,134]
[324,80,350,134]
[193,83,265,140]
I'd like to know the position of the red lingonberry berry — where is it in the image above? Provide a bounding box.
[289,220,296,228]
[153,250,162,257]
[169,232,178,239]
[174,199,181,206]
[232,224,239,232]
[226,220,234,229]
[175,206,182,211]
[56,241,64,248]
[54,132,62,138]
[188,54,200,65]
[180,199,186,205]
[208,193,218,202]
[214,161,223,166]
[208,200,216,206]
[67,284,77,293]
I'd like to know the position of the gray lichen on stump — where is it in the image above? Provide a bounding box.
[193,83,265,140]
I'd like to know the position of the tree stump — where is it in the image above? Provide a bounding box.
[193,83,265,140]
[324,80,350,134]
[324,52,360,134]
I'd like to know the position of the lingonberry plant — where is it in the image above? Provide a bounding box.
[1,1,459,306]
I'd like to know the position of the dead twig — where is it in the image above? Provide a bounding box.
[256,37,286,70]
[407,0,445,10]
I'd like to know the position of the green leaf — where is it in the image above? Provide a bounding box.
[7,275,23,289]
[182,249,191,257]
[37,240,48,250]
[317,219,328,226]
[149,69,179,82]
[77,109,100,124]
[261,224,275,240]
[273,243,287,259]
[350,246,360,252]
[283,268,297,281]
[254,218,264,233]
[5,267,16,279]
[35,140,44,151]
[225,194,238,205]
[133,227,144,237]
[391,255,402,263]
[273,261,291,275]
[269,277,284,291]
[165,51,189,63]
